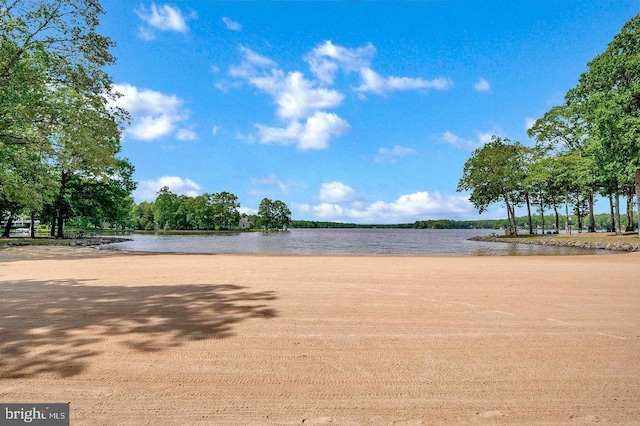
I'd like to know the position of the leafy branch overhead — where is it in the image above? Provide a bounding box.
[1,0,133,237]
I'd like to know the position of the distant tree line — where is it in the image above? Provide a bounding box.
[290,221,414,229]
[458,16,640,238]
[289,213,633,231]
[130,188,291,232]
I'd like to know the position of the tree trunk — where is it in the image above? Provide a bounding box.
[564,188,571,235]
[56,213,64,238]
[609,196,615,232]
[539,197,545,235]
[576,194,583,233]
[50,212,56,237]
[505,197,515,235]
[55,171,69,239]
[636,169,640,238]
[553,202,560,234]
[626,187,634,232]
[525,193,533,235]
[30,211,36,239]
[588,188,596,232]
[2,212,13,238]
[614,191,622,235]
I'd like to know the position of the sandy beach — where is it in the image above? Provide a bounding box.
[0,246,638,424]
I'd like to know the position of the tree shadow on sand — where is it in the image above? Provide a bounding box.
[0,278,277,378]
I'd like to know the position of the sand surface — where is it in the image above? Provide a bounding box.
[0,246,639,424]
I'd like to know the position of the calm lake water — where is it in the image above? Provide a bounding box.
[102,228,612,256]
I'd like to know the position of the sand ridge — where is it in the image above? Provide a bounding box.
[0,247,638,424]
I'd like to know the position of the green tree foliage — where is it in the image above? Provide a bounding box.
[147,188,243,231]
[1,0,132,237]
[569,15,640,235]
[457,137,528,235]
[460,15,640,237]
[258,198,291,231]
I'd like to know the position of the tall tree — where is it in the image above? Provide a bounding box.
[211,191,240,230]
[258,198,291,231]
[457,137,527,235]
[1,0,128,237]
[569,15,640,236]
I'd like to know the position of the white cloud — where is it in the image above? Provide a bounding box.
[176,128,197,141]
[441,130,503,151]
[318,182,364,203]
[305,40,452,97]
[222,17,242,31]
[256,111,350,150]
[276,72,344,120]
[375,145,418,163]
[441,131,482,151]
[224,41,451,150]
[134,176,202,201]
[250,174,290,193]
[294,190,477,224]
[212,125,221,136]
[248,70,344,120]
[229,46,278,79]
[304,40,376,84]
[357,68,453,96]
[112,84,190,141]
[136,3,192,39]
[474,78,491,92]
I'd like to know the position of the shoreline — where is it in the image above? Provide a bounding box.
[3,231,639,258]
[470,232,640,252]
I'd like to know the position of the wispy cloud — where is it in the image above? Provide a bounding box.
[294,185,476,224]
[375,145,418,163]
[227,47,349,150]
[222,17,242,31]
[357,68,452,96]
[249,71,345,120]
[250,174,290,194]
[176,128,197,141]
[112,83,191,141]
[441,130,502,151]
[305,40,452,96]
[222,41,452,150]
[305,40,376,84]
[134,176,202,201]
[256,111,350,150]
[474,78,491,92]
[135,3,194,40]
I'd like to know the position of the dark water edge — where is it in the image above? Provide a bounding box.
[98,229,618,257]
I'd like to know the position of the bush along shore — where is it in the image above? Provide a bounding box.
[471,234,640,252]
[3,237,132,248]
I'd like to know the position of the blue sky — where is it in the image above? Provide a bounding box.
[99,1,638,223]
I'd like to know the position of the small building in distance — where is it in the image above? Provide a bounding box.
[239,217,251,230]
